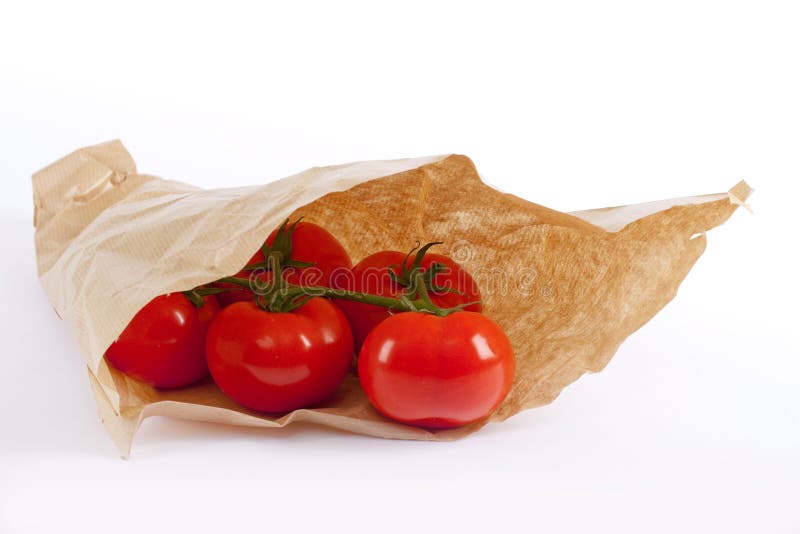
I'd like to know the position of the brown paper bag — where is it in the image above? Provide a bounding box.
[32,140,750,458]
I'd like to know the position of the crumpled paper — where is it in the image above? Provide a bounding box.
[32,140,750,458]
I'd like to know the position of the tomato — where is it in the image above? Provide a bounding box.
[105,293,220,389]
[217,221,352,306]
[335,250,481,350]
[358,311,514,429]
[206,298,354,412]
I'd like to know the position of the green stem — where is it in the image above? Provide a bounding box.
[273,284,471,316]
[208,236,479,315]
[182,290,206,308]
[255,252,286,310]
[409,270,434,306]
[210,275,478,315]
[321,288,421,311]
[217,276,252,288]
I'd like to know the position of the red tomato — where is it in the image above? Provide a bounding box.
[105,293,220,389]
[335,250,481,350]
[206,298,354,412]
[358,311,514,429]
[217,221,352,306]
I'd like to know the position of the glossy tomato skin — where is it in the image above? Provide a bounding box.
[206,298,354,413]
[335,251,481,350]
[105,293,220,389]
[358,311,514,429]
[217,222,352,306]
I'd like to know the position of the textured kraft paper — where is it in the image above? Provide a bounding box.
[33,140,751,458]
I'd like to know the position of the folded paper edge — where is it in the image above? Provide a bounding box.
[728,180,754,212]
[90,368,447,459]
[32,139,137,231]
[88,367,140,459]
[570,180,753,231]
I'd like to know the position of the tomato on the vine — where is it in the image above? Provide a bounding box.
[206,298,353,413]
[217,221,352,306]
[358,311,514,429]
[105,293,220,389]
[335,246,481,349]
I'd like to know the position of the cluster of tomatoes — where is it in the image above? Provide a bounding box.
[105,220,515,429]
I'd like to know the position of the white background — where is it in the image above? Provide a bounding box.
[1,1,798,533]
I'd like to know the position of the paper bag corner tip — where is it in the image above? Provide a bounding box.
[31,139,138,207]
[445,153,476,166]
[728,180,753,205]
[88,368,141,460]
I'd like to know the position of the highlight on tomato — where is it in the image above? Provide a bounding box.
[105,292,220,389]
[357,311,514,429]
[205,298,353,413]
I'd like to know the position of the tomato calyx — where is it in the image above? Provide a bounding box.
[242,218,315,272]
[388,241,462,297]
[182,218,315,308]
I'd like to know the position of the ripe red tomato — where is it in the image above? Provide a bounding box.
[358,311,514,429]
[105,293,220,389]
[335,250,481,349]
[206,298,354,412]
[217,221,352,306]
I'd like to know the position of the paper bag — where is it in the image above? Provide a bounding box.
[32,140,750,458]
